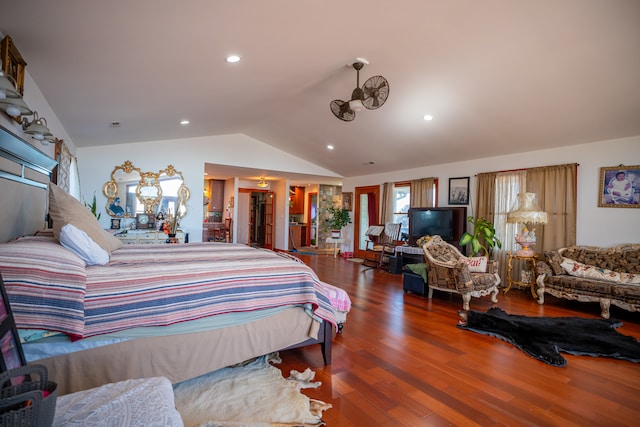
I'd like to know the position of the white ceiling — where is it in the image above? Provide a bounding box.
[2,1,639,183]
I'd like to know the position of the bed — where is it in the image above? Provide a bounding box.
[0,124,350,395]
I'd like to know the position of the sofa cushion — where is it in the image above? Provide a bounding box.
[544,250,565,275]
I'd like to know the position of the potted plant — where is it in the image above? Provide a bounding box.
[84,193,101,220]
[459,216,502,257]
[327,206,351,238]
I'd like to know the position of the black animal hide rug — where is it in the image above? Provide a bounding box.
[457,307,640,367]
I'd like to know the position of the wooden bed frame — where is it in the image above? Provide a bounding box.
[0,124,332,394]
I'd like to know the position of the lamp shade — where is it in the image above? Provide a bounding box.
[0,96,33,117]
[257,178,268,188]
[507,193,548,225]
[23,112,53,141]
[0,72,20,99]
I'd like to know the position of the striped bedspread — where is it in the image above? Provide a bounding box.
[1,237,337,339]
[82,243,337,337]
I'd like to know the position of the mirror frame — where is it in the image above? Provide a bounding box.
[156,165,191,217]
[137,171,162,215]
[102,160,142,218]
[103,161,191,219]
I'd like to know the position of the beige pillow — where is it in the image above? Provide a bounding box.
[102,229,124,252]
[49,183,112,254]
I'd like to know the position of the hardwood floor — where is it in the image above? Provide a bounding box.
[278,254,640,427]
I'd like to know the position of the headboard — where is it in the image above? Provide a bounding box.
[0,124,57,243]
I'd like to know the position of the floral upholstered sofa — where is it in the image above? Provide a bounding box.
[536,244,640,318]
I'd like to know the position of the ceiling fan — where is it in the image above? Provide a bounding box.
[330,60,389,122]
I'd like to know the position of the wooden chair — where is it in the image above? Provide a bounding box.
[209,218,232,243]
[363,223,402,269]
[422,235,500,310]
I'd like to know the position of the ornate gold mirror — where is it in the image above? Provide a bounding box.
[103,162,190,218]
[156,165,190,218]
[137,171,162,214]
[102,161,142,218]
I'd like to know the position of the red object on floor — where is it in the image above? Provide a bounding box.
[342,252,353,259]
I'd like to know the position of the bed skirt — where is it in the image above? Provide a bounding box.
[29,307,325,395]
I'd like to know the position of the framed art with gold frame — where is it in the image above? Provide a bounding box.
[342,192,353,211]
[1,35,27,96]
[598,165,640,208]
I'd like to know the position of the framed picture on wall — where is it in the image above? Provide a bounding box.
[342,192,353,211]
[448,177,470,205]
[598,165,640,208]
[1,35,27,96]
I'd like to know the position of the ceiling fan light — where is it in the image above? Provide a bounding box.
[349,99,364,112]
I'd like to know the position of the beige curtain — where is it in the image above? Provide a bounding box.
[380,182,395,224]
[526,163,577,251]
[475,172,497,221]
[410,178,435,208]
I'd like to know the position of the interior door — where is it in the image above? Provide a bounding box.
[264,191,274,249]
[354,185,380,259]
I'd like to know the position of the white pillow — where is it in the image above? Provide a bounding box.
[561,258,640,284]
[60,223,110,266]
[463,256,488,273]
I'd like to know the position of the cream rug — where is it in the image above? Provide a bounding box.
[173,353,331,427]
[346,258,364,263]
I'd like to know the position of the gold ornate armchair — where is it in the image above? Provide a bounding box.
[422,235,500,310]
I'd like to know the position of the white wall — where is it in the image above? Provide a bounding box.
[343,136,640,248]
[78,135,337,243]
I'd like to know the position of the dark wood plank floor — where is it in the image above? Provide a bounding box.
[278,254,640,427]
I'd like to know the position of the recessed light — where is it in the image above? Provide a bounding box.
[423,114,433,121]
[226,55,241,63]
[180,120,190,125]
[327,145,334,150]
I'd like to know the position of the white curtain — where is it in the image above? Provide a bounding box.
[69,156,81,199]
[493,171,526,280]
[380,182,395,224]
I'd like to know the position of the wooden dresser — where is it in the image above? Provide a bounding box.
[115,230,186,244]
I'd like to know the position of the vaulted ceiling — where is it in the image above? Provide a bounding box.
[2,1,639,179]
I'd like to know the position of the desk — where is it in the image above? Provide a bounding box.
[326,238,346,258]
[505,252,538,298]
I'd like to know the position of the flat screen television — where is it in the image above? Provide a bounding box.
[408,207,467,251]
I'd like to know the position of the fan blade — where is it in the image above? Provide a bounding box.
[362,75,389,110]
[330,99,355,122]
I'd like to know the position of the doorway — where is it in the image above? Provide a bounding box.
[353,185,380,259]
[238,189,274,249]
[307,192,318,247]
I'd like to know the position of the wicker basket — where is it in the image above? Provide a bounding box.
[0,364,58,427]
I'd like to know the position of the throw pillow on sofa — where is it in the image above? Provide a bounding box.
[561,259,640,284]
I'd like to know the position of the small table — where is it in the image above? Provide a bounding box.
[505,252,538,298]
[326,237,346,258]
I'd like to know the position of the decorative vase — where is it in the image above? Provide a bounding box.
[331,230,341,238]
[167,233,179,244]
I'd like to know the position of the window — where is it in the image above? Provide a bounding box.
[393,183,411,240]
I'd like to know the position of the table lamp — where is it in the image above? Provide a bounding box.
[506,192,548,257]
